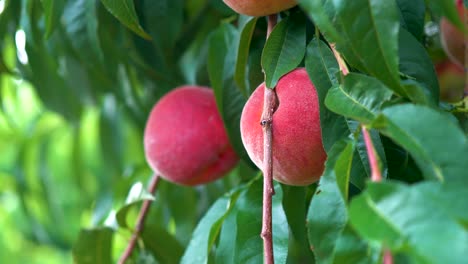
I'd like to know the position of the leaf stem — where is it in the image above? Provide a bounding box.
[329,43,349,76]
[260,14,278,264]
[118,174,160,264]
[361,126,382,182]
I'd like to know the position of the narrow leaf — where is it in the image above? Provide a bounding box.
[262,14,306,88]
[72,227,113,264]
[325,73,393,123]
[99,0,151,39]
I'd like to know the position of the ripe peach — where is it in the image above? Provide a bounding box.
[144,86,239,186]
[223,0,297,17]
[240,68,326,186]
[440,0,467,67]
[435,60,465,101]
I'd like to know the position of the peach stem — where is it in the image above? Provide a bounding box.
[464,0,468,96]
[260,14,278,264]
[118,174,160,264]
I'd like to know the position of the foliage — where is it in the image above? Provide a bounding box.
[0,0,467,263]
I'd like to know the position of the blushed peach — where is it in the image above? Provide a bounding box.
[440,0,467,67]
[144,86,239,186]
[240,68,326,186]
[223,0,297,17]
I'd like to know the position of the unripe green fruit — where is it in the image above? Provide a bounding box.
[144,86,239,186]
[440,0,467,67]
[223,0,297,17]
[240,68,326,186]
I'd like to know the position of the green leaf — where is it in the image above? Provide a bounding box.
[305,38,343,152]
[373,104,468,183]
[396,0,425,40]
[72,227,113,264]
[181,189,242,264]
[215,178,289,263]
[99,0,151,39]
[208,23,253,167]
[307,140,354,264]
[141,223,184,264]
[304,0,401,91]
[398,29,439,105]
[99,95,123,174]
[262,14,306,88]
[332,225,381,264]
[349,181,468,263]
[115,182,154,229]
[325,73,393,123]
[298,0,342,42]
[142,0,184,59]
[40,0,65,38]
[64,0,103,65]
[235,17,258,97]
[281,185,314,263]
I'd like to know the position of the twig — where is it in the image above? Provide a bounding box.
[118,174,160,264]
[383,249,394,264]
[260,14,278,264]
[361,126,382,182]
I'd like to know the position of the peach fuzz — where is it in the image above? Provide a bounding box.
[144,86,239,186]
[440,0,467,67]
[240,68,326,186]
[223,0,297,17]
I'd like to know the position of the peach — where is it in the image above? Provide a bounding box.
[240,68,326,186]
[144,86,239,186]
[223,0,297,17]
[436,60,465,101]
[440,0,467,67]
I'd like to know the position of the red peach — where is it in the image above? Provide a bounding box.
[144,86,239,186]
[240,68,326,186]
[223,0,297,17]
[435,60,465,101]
[440,0,467,67]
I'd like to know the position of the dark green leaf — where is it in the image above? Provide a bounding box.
[262,14,306,88]
[396,0,425,40]
[208,23,253,167]
[302,0,401,92]
[181,189,242,264]
[215,178,289,263]
[63,0,103,65]
[40,0,65,38]
[281,185,314,263]
[349,181,468,263]
[141,223,184,264]
[373,104,468,183]
[142,0,184,59]
[325,73,393,123]
[99,0,151,39]
[398,29,439,105]
[308,140,353,264]
[72,227,113,264]
[235,17,258,97]
[99,95,123,174]
[332,225,381,264]
[305,38,343,152]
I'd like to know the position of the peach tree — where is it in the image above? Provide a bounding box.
[0,0,467,263]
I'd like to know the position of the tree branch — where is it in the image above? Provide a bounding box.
[464,0,468,96]
[118,174,160,264]
[260,14,278,264]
